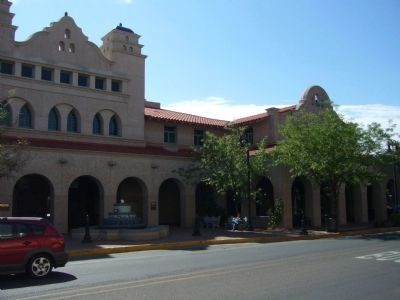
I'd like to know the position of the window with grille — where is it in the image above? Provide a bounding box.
[78,73,89,87]
[164,126,176,144]
[0,60,14,75]
[93,113,102,135]
[21,64,34,78]
[67,110,78,132]
[19,104,32,128]
[41,67,53,81]
[109,115,119,136]
[48,108,60,131]
[60,70,72,84]
[194,129,204,146]
[95,77,105,90]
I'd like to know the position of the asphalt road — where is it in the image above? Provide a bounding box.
[1,232,400,300]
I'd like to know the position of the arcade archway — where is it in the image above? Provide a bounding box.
[386,179,395,217]
[255,177,274,216]
[159,179,181,226]
[292,178,306,227]
[68,176,102,230]
[226,189,241,217]
[13,174,53,219]
[367,184,375,222]
[195,182,217,216]
[345,184,356,223]
[117,177,146,223]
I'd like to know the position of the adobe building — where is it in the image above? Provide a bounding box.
[0,0,398,233]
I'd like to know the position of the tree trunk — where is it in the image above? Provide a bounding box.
[328,181,340,232]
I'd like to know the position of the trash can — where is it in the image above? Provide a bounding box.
[327,217,337,232]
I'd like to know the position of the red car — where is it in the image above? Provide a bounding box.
[0,217,68,278]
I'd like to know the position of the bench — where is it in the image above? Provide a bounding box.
[200,216,221,229]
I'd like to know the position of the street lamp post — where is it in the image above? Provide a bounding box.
[246,148,253,231]
[388,142,399,213]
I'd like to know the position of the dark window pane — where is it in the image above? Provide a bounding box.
[194,129,204,146]
[244,127,254,145]
[67,111,78,132]
[13,224,30,238]
[19,104,32,128]
[95,77,105,90]
[78,74,89,87]
[29,224,45,235]
[69,43,75,53]
[164,126,176,144]
[60,71,72,84]
[21,64,34,78]
[93,114,102,134]
[109,116,119,136]
[41,68,53,81]
[111,80,121,92]
[48,108,59,131]
[0,224,13,239]
[0,60,14,75]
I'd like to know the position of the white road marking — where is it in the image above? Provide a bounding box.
[356,251,400,263]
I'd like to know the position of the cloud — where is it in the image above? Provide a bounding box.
[164,97,400,133]
[336,104,400,128]
[116,0,133,4]
[164,97,290,121]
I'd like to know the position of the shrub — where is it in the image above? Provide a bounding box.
[389,214,400,226]
[268,199,283,228]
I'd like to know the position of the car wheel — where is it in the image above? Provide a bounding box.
[27,255,53,278]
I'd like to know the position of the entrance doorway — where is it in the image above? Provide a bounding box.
[159,179,181,226]
[386,179,395,217]
[117,177,146,223]
[292,178,305,228]
[195,182,217,216]
[13,174,53,219]
[367,184,375,222]
[68,176,102,230]
[256,177,274,216]
[345,184,356,223]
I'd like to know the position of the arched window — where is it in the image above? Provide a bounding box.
[109,115,119,136]
[92,113,103,135]
[48,107,60,131]
[19,104,32,128]
[69,43,75,53]
[64,29,71,39]
[67,110,78,132]
[58,41,65,51]
[244,127,254,145]
[0,103,11,127]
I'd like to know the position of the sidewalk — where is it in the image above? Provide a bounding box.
[65,225,400,259]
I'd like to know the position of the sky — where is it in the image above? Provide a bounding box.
[8,0,400,134]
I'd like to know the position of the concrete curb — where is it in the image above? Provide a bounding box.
[67,227,400,258]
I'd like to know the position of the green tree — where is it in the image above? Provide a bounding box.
[0,104,27,178]
[178,127,270,216]
[274,107,396,228]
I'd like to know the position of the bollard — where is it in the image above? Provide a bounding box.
[324,214,329,232]
[192,216,201,236]
[82,214,92,243]
[300,210,308,235]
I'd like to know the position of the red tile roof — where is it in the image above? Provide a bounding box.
[146,104,297,128]
[144,107,229,128]
[228,105,297,126]
[279,105,297,113]
[228,112,269,126]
